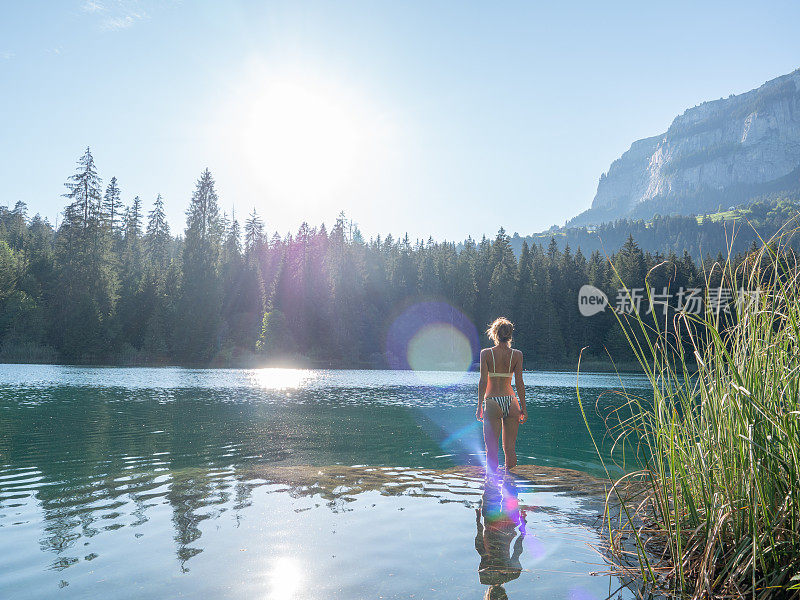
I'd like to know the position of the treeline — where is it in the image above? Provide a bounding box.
[536,194,800,259]
[0,148,771,368]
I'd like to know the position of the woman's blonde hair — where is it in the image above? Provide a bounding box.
[486,317,513,345]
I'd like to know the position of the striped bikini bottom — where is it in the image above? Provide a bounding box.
[484,396,514,418]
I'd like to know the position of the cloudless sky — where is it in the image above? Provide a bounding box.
[1,1,799,241]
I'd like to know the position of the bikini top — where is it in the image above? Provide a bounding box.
[488,348,515,378]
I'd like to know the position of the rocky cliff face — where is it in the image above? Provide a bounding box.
[571,69,800,226]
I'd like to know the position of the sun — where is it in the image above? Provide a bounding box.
[211,63,397,227]
[237,74,368,205]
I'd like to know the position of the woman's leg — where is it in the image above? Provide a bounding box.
[502,402,522,469]
[483,399,502,475]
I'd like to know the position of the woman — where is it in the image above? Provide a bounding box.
[476,317,526,473]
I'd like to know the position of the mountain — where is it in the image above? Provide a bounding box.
[569,68,800,227]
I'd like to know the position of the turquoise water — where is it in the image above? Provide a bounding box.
[0,365,651,599]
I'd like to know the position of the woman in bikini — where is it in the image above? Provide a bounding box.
[476,317,526,474]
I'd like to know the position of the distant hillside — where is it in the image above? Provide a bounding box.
[569,68,800,227]
[513,194,800,261]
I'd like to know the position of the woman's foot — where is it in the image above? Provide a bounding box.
[484,466,505,487]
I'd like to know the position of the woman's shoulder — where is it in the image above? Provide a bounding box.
[479,347,494,360]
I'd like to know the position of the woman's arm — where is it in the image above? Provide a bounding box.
[514,350,526,424]
[477,350,487,421]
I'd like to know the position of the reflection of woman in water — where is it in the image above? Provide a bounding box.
[475,475,526,600]
[477,318,526,474]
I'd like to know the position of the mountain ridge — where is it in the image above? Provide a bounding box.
[569,68,800,226]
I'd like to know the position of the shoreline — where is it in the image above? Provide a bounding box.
[0,356,646,373]
[0,345,646,373]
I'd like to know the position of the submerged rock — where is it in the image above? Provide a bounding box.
[239,463,619,502]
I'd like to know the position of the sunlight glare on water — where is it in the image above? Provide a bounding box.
[268,556,304,600]
[249,368,317,390]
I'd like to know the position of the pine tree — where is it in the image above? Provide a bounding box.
[62,147,102,229]
[530,242,566,362]
[5,201,27,250]
[103,177,123,234]
[0,241,18,300]
[177,168,224,361]
[474,236,493,330]
[121,196,144,282]
[615,234,647,288]
[488,228,517,319]
[513,241,535,356]
[53,148,116,359]
[139,195,172,357]
[453,237,478,318]
[419,245,440,297]
[124,196,143,243]
[145,194,171,269]
[224,212,242,261]
[115,196,147,349]
[244,209,264,254]
[391,238,418,302]
[185,169,223,249]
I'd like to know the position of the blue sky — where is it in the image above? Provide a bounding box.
[1,1,799,241]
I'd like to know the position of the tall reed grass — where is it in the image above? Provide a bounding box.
[578,229,800,599]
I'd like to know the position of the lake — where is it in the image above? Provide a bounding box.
[0,365,652,599]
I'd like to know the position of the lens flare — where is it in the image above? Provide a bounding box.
[439,421,483,452]
[526,535,546,560]
[568,588,596,600]
[503,495,519,512]
[408,323,472,371]
[385,302,479,385]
